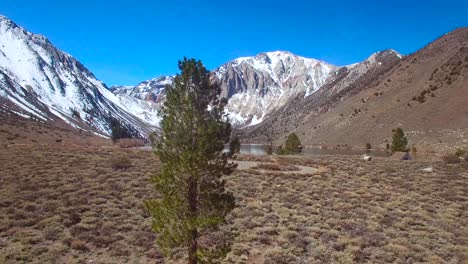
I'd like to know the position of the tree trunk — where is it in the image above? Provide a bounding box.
[188,176,198,264]
[189,228,198,264]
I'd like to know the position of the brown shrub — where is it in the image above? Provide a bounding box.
[70,239,88,251]
[43,226,62,241]
[111,241,131,256]
[256,163,300,171]
[443,154,461,164]
[110,155,132,170]
[117,138,146,148]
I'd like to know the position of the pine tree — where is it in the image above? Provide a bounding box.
[276,145,285,155]
[285,132,302,154]
[391,128,408,153]
[265,141,273,155]
[229,136,241,156]
[145,58,236,263]
[109,117,141,141]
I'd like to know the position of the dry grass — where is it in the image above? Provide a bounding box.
[0,145,467,263]
[443,154,462,164]
[254,163,300,171]
[110,154,133,170]
[224,155,468,263]
[0,146,160,263]
[0,113,112,148]
[117,138,146,148]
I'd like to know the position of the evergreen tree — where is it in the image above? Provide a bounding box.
[145,58,235,264]
[109,116,141,141]
[391,128,408,153]
[276,145,285,155]
[229,136,241,156]
[284,132,302,154]
[265,141,273,155]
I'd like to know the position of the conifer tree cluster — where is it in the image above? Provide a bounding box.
[109,117,141,141]
[229,136,241,156]
[145,58,235,264]
[391,128,408,153]
[284,132,302,154]
[275,133,302,155]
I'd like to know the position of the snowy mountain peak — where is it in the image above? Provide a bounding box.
[110,75,175,113]
[0,15,156,136]
[233,50,324,68]
[211,51,338,125]
[366,49,403,64]
[0,15,15,26]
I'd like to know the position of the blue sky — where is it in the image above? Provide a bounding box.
[1,0,467,86]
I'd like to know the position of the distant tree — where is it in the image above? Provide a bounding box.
[391,128,408,153]
[365,143,372,154]
[265,141,273,155]
[145,58,235,264]
[455,148,466,158]
[149,132,158,147]
[109,117,141,142]
[70,107,81,119]
[276,145,285,155]
[285,132,302,154]
[229,136,241,156]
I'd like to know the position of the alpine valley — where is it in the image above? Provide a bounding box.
[1,15,467,151]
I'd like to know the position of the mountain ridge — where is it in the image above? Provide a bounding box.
[0,15,156,136]
[1,14,465,151]
[114,49,403,127]
[240,27,468,152]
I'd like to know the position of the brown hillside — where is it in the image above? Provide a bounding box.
[242,28,468,153]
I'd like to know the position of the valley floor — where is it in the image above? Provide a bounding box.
[0,146,467,263]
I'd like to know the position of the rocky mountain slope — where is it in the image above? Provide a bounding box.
[0,15,156,136]
[242,28,468,152]
[214,51,337,125]
[111,52,340,126]
[118,51,402,127]
[2,14,465,150]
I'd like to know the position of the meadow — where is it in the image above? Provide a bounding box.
[0,146,467,263]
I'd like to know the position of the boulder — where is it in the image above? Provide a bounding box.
[422,167,434,173]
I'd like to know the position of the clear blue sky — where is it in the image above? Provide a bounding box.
[1,0,467,86]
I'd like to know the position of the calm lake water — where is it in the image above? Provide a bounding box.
[141,145,389,157]
[225,144,390,157]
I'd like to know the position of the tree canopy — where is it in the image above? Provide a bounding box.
[391,127,408,153]
[284,132,302,154]
[145,58,236,263]
[229,136,241,156]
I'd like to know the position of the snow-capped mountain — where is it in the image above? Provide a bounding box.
[111,76,173,104]
[0,14,404,136]
[116,50,403,127]
[213,51,337,125]
[237,49,404,142]
[0,15,155,136]
[113,52,338,126]
[110,76,176,126]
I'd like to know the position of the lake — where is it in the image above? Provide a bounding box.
[142,144,390,157]
[225,144,390,157]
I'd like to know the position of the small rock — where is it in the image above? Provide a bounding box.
[422,167,434,173]
[361,154,372,161]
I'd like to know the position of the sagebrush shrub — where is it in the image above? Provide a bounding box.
[443,154,460,164]
[110,155,132,170]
